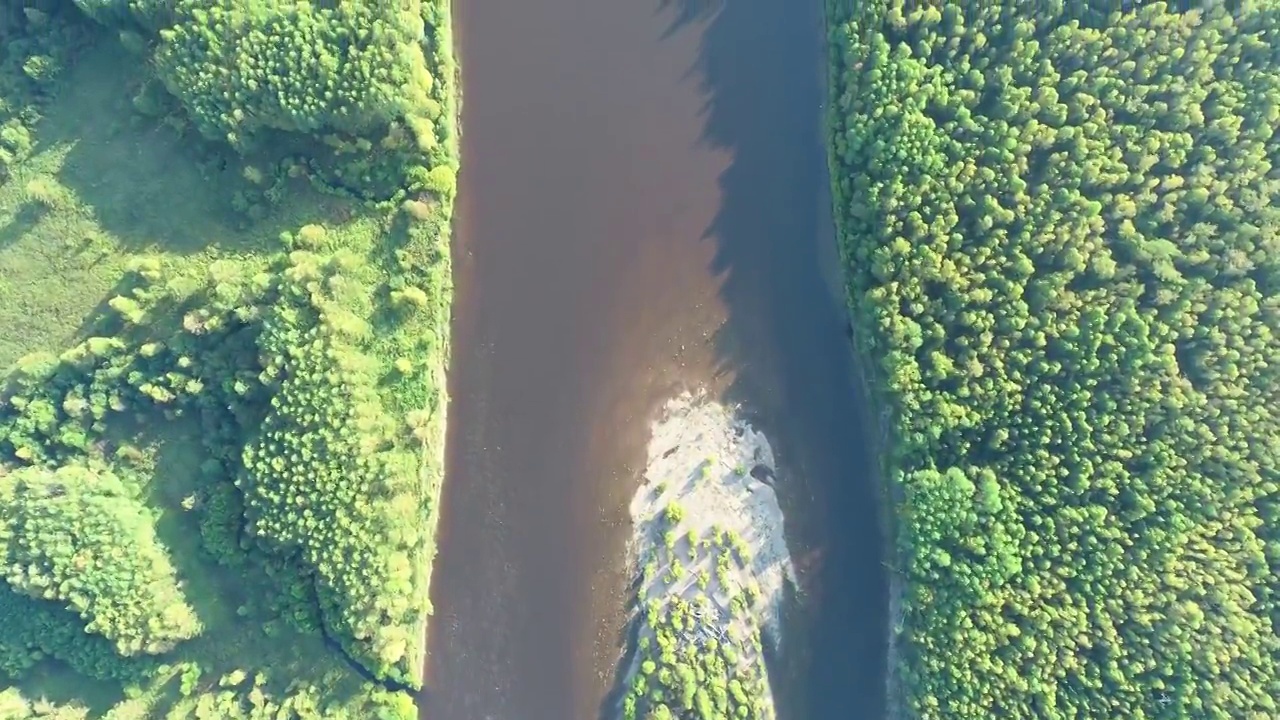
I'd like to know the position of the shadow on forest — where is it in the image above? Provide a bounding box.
[600,0,888,718]
[10,661,125,716]
[22,41,303,257]
[29,45,239,254]
[0,203,43,252]
[102,414,370,714]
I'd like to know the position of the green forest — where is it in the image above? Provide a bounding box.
[826,1,1279,718]
[8,0,1280,717]
[0,0,456,717]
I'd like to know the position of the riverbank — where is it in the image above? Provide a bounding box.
[616,394,795,720]
[409,0,459,687]
[819,2,905,717]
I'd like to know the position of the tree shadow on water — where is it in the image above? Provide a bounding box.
[603,0,890,718]
[656,0,722,40]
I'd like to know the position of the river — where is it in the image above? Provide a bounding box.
[424,0,887,718]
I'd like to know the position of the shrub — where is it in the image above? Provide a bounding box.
[23,176,65,208]
[296,223,328,248]
[0,121,32,156]
[401,198,435,222]
[418,164,456,198]
[0,465,201,656]
[117,29,147,55]
[239,282,424,684]
[390,286,431,311]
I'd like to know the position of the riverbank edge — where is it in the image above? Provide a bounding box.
[818,3,906,719]
[410,0,461,690]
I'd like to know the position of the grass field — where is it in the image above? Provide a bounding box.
[0,41,282,367]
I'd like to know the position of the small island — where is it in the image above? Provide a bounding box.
[619,393,795,720]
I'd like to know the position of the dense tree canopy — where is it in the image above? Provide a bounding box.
[0,465,200,656]
[0,583,152,682]
[827,1,1280,717]
[69,0,455,198]
[239,249,430,684]
[153,1,434,140]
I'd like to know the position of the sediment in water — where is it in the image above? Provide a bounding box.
[616,393,795,720]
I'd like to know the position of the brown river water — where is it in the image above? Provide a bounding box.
[424,0,887,718]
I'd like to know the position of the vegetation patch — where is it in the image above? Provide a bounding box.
[0,2,96,184]
[91,0,455,200]
[618,395,795,720]
[0,464,200,657]
[825,1,1280,718]
[0,0,457,716]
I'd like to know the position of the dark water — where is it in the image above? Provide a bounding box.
[424,0,887,718]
